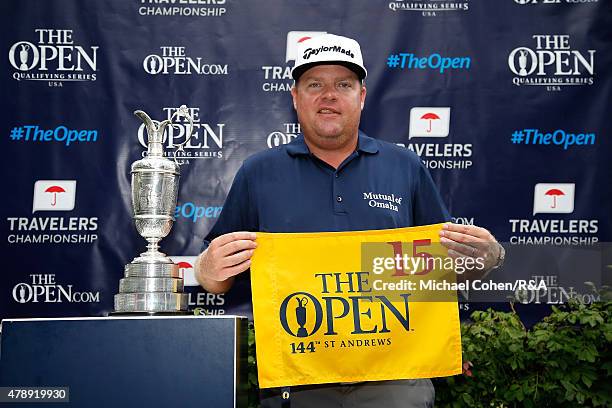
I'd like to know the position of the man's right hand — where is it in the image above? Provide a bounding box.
[195,231,257,294]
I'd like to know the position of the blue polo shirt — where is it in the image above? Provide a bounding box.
[204,131,450,243]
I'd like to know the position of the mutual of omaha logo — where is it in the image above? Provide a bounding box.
[363,192,403,213]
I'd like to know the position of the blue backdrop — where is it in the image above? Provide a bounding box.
[1,0,610,321]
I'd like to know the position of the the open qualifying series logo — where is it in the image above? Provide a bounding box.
[8,29,98,87]
[13,274,100,304]
[267,123,301,148]
[388,0,469,16]
[137,106,224,162]
[143,46,228,75]
[6,180,98,244]
[508,35,595,91]
[138,0,227,17]
[508,183,598,245]
[261,31,326,92]
[399,107,473,170]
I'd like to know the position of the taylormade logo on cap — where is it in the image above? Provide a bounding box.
[303,45,355,60]
[292,33,367,80]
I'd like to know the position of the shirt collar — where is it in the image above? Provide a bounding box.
[286,130,379,156]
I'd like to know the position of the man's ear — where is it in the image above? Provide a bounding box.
[360,85,367,110]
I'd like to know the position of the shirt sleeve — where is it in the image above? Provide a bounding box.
[413,161,451,225]
[200,164,258,252]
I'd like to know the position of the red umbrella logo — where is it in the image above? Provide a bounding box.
[545,188,565,208]
[177,261,193,269]
[45,185,66,206]
[420,112,440,133]
[297,36,312,43]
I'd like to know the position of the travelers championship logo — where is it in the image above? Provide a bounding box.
[508,34,595,91]
[13,274,100,304]
[267,122,300,148]
[508,183,599,245]
[398,107,473,170]
[137,106,224,161]
[8,28,98,87]
[261,31,326,92]
[137,0,227,17]
[6,180,98,244]
[143,46,228,75]
[388,0,469,16]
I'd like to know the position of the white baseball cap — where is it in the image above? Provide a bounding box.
[291,33,367,81]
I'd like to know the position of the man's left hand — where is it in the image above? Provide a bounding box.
[439,223,501,272]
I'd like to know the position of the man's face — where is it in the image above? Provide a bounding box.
[291,64,366,149]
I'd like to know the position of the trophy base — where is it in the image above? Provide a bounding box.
[114,292,189,314]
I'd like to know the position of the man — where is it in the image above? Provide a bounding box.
[196,33,502,407]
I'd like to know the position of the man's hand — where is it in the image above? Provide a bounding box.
[195,231,257,293]
[439,223,501,276]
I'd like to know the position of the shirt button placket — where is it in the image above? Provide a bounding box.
[333,171,344,213]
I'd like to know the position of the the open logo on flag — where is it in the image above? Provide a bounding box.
[250,224,462,388]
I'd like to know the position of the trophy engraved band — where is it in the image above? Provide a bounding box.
[113,105,193,315]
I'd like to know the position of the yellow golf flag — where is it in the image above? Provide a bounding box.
[250,223,462,388]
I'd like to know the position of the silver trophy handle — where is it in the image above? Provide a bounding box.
[168,105,194,165]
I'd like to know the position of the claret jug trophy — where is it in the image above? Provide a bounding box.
[113,105,193,315]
